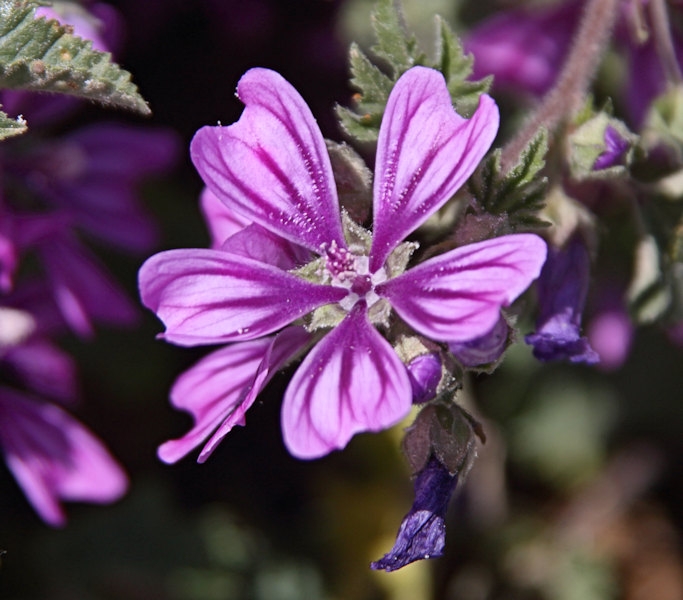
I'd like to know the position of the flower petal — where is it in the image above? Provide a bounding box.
[191,68,345,253]
[0,389,128,527]
[157,326,311,464]
[379,234,547,343]
[139,248,346,346]
[369,67,499,271]
[199,186,251,248]
[282,303,412,459]
[199,326,311,461]
[221,223,310,270]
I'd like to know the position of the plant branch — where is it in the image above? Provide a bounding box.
[500,0,620,170]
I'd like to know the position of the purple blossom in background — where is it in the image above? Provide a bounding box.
[0,303,127,525]
[465,0,581,96]
[371,456,458,572]
[526,234,599,364]
[465,0,683,128]
[0,389,128,527]
[140,66,547,460]
[0,1,176,524]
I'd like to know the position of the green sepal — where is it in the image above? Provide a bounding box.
[568,111,637,180]
[468,129,551,231]
[402,395,484,476]
[629,195,683,324]
[641,84,683,167]
[0,0,150,116]
[0,107,26,139]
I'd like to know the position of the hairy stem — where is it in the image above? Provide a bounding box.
[500,0,620,170]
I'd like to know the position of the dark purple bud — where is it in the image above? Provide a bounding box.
[371,457,458,572]
[526,234,599,364]
[406,353,442,404]
[449,316,510,368]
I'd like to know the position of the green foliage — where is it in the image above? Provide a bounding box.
[468,129,550,231]
[336,0,490,142]
[0,0,150,123]
[0,107,26,139]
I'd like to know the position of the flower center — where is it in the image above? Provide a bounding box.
[323,240,387,313]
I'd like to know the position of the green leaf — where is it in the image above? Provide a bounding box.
[0,0,149,115]
[0,106,26,139]
[434,16,491,118]
[370,0,422,73]
[336,0,490,142]
[469,129,550,230]
[336,43,393,141]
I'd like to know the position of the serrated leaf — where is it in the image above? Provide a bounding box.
[0,106,26,139]
[434,16,491,118]
[338,0,490,143]
[469,129,550,230]
[370,0,420,74]
[335,43,393,141]
[0,0,149,115]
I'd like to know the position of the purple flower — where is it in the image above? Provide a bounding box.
[526,234,600,364]
[140,66,547,459]
[371,456,458,572]
[465,1,581,96]
[0,303,127,525]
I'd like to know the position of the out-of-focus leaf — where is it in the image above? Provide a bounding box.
[0,0,150,115]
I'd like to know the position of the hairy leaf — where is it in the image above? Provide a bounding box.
[336,0,489,142]
[469,129,550,231]
[0,0,149,115]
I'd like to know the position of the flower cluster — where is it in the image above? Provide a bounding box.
[0,3,178,525]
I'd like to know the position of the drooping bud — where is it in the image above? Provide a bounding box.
[525,233,600,364]
[372,398,484,571]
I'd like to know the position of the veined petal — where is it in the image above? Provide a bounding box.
[370,67,500,271]
[282,304,412,459]
[191,68,345,253]
[157,326,311,464]
[139,249,346,346]
[199,326,311,461]
[378,234,546,343]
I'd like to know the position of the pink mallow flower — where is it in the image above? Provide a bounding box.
[139,66,547,460]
